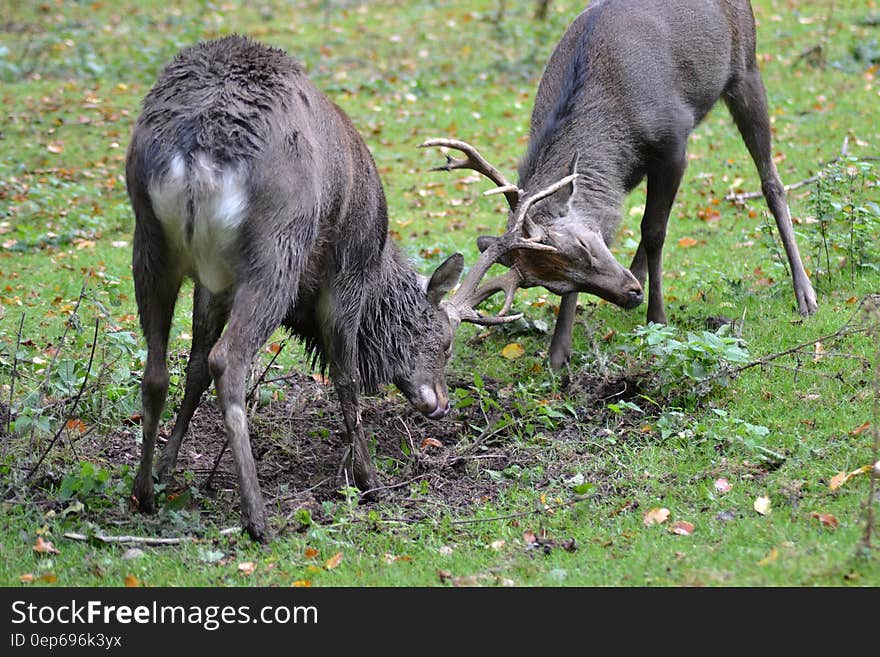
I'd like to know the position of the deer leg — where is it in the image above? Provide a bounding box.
[548,292,578,370]
[130,230,181,514]
[724,67,817,316]
[641,148,688,325]
[207,284,287,542]
[157,285,229,482]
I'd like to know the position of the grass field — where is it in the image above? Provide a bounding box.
[0,0,878,587]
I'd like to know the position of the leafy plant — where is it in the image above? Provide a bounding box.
[808,156,880,283]
[622,323,751,405]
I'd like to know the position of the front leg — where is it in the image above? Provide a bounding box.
[332,367,381,496]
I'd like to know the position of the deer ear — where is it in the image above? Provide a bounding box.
[426,253,464,304]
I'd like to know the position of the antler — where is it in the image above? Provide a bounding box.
[422,137,578,326]
[419,138,521,211]
[442,232,556,326]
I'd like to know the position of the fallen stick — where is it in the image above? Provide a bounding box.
[63,526,241,546]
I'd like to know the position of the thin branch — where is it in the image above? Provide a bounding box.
[725,136,879,202]
[246,337,288,403]
[5,313,25,441]
[63,526,241,546]
[20,317,100,487]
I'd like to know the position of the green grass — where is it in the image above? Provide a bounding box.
[0,0,878,587]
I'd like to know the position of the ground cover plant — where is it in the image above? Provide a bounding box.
[0,0,878,587]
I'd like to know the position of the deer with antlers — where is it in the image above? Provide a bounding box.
[126,36,547,541]
[423,0,817,369]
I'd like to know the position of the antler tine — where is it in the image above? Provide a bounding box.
[444,232,556,327]
[509,172,579,235]
[419,138,520,211]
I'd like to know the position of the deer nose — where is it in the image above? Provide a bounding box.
[623,285,643,308]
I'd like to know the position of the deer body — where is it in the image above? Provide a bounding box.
[127,36,466,541]
[429,0,817,370]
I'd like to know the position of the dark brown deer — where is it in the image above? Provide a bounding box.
[424,0,818,369]
[125,35,539,541]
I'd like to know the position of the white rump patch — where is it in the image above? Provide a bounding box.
[148,152,249,294]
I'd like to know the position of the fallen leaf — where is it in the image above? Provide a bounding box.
[813,341,825,363]
[292,580,312,587]
[19,573,34,583]
[120,548,145,560]
[267,342,282,354]
[237,562,256,575]
[438,545,454,556]
[758,547,779,566]
[643,507,670,526]
[489,539,506,550]
[383,554,413,564]
[420,437,443,450]
[65,418,87,433]
[810,512,839,529]
[501,343,525,360]
[714,477,732,493]
[829,471,848,491]
[522,530,538,546]
[670,520,695,536]
[851,421,871,436]
[324,552,343,570]
[303,547,319,559]
[33,537,59,554]
[124,574,140,587]
[829,465,873,491]
[754,496,771,515]
[677,236,698,248]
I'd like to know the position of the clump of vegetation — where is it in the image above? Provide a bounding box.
[808,156,880,283]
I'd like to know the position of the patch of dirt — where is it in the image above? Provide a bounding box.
[32,368,648,535]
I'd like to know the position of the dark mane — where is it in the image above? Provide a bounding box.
[517,4,605,184]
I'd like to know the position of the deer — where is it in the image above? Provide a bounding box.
[125,35,546,541]
[423,0,818,370]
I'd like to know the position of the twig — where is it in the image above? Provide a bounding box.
[4,313,25,442]
[724,136,879,202]
[63,526,241,546]
[246,337,287,403]
[202,437,230,492]
[20,317,100,487]
[860,298,880,552]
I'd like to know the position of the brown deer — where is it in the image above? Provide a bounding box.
[423,0,818,369]
[125,35,541,541]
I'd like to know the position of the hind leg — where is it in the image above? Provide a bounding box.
[130,215,181,513]
[157,285,229,481]
[725,67,817,316]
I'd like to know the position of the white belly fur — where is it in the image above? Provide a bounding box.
[148,152,247,294]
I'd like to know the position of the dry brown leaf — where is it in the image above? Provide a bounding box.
[33,537,59,554]
[501,343,525,360]
[714,477,732,493]
[420,437,443,450]
[670,520,695,536]
[267,342,282,354]
[124,574,140,587]
[522,530,538,546]
[813,341,825,363]
[237,562,256,575]
[383,554,413,564]
[851,421,871,436]
[643,507,670,526]
[292,580,312,587]
[754,496,771,515]
[19,573,34,583]
[758,547,779,566]
[324,552,343,570]
[810,512,839,529]
[678,236,698,248]
[829,471,848,491]
[489,539,506,551]
[303,547,319,559]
